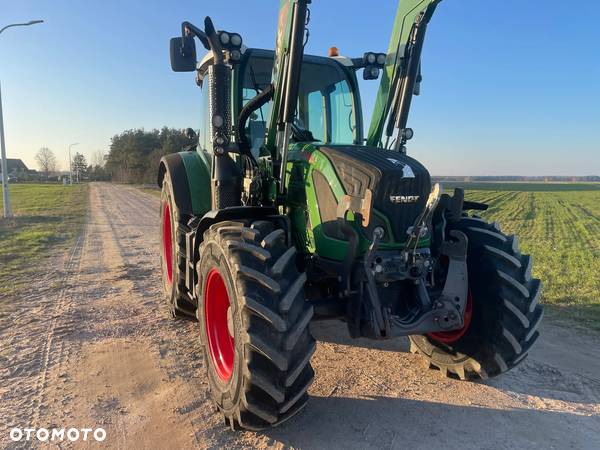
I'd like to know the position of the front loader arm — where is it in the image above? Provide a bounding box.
[367,0,441,149]
[265,0,311,193]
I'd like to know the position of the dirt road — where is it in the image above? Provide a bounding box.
[1,182,599,449]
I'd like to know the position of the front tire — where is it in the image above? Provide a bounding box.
[409,217,543,380]
[160,171,195,319]
[197,220,316,430]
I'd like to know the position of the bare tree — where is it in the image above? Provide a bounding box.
[91,150,106,168]
[35,147,57,178]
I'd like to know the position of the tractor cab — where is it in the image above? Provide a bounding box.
[195,48,364,158]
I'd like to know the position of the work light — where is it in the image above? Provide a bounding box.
[230,33,242,47]
[219,32,230,45]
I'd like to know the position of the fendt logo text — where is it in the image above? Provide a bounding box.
[390,195,420,204]
[10,427,106,443]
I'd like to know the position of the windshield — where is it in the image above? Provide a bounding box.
[241,50,358,153]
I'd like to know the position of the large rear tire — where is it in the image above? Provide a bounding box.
[197,220,316,430]
[160,171,195,319]
[409,217,543,380]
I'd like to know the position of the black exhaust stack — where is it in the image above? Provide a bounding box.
[203,17,242,210]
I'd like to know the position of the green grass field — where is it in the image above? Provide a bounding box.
[441,181,600,192]
[0,183,88,297]
[456,183,600,330]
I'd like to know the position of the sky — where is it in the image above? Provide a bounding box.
[1,0,599,176]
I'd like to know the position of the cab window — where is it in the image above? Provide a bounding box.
[240,51,358,149]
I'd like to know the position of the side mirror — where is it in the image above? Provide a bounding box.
[183,128,197,140]
[170,36,197,72]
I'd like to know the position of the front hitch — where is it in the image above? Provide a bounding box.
[354,226,469,339]
[387,230,468,337]
[438,230,469,320]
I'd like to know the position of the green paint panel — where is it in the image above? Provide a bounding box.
[265,0,295,156]
[180,150,211,216]
[287,144,413,262]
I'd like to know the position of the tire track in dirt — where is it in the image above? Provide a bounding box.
[1,183,599,450]
[0,224,87,446]
[29,228,87,427]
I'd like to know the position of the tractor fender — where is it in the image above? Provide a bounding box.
[157,151,211,216]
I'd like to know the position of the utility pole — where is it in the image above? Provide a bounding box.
[0,80,11,217]
[0,20,44,218]
[68,142,78,185]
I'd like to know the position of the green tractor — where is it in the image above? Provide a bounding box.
[159,0,543,430]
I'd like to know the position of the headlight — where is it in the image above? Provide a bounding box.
[376,53,386,66]
[230,33,242,47]
[212,115,224,128]
[363,65,380,80]
[402,128,414,140]
[219,32,230,45]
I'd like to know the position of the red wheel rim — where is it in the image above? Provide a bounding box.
[162,202,173,285]
[428,290,473,344]
[204,268,234,381]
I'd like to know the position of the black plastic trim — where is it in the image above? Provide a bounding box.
[195,206,280,240]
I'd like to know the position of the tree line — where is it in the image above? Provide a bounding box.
[31,127,192,184]
[32,147,109,182]
[105,127,194,184]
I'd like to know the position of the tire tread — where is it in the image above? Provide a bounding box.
[198,219,315,430]
[409,217,543,380]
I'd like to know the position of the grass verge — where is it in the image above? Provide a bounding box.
[0,183,88,298]
[463,186,600,332]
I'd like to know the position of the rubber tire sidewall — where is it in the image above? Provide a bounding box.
[197,239,245,413]
[160,172,178,314]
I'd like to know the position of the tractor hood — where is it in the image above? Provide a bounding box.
[314,145,431,244]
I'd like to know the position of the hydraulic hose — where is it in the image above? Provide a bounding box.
[236,84,274,152]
